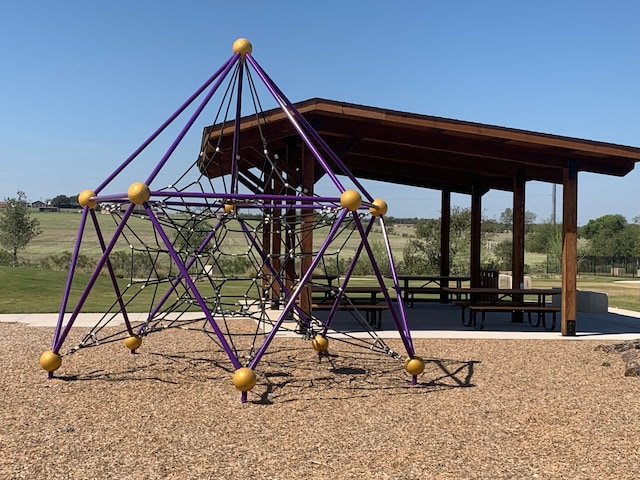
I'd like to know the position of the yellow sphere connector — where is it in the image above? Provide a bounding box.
[369,198,388,217]
[39,350,62,373]
[127,182,150,205]
[223,203,236,214]
[232,367,257,392]
[78,189,97,209]
[123,335,142,351]
[232,38,253,56]
[404,356,425,376]
[340,189,362,211]
[311,334,329,352]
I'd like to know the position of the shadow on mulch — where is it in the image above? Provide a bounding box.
[47,341,480,405]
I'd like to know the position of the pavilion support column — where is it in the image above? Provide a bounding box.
[561,165,578,336]
[512,171,526,322]
[440,190,451,302]
[470,185,482,287]
[512,172,526,286]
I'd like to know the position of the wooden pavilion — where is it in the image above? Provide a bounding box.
[199,98,640,336]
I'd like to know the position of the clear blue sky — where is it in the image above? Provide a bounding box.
[1,1,639,225]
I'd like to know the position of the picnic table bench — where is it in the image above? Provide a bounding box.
[447,288,561,330]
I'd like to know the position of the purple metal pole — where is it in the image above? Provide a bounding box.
[378,215,415,350]
[352,214,415,356]
[145,57,239,186]
[95,54,239,194]
[248,209,350,370]
[158,201,331,211]
[147,190,341,204]
[230,57,244,194]
[53,203,137,353]
[93,191,342,212]
[88,209,133,332]
[245,54,375,201]
[244,54,346,192]
[144,205,242,369]
[51,207,89,350]
[317,217,377,336]
[145,218,225,322]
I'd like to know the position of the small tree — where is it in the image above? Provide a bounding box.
[499,207,537,233]
[0,191,42,267]
[493,239,513,270]
[401,207,474,275]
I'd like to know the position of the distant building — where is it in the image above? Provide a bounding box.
[31,200,59,212]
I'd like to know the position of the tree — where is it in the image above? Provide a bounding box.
[499,208,513,227]
[580,214,627,239]
[402,207,474,275]
[527,222,562,254]
[580,214,639,257]
[493,239,513,270]
[0,191,42,266]
[498,208,537,232]
[50,194,79,208]
[401,218,444,275]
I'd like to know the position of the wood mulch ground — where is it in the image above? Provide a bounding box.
[1,322,640,479]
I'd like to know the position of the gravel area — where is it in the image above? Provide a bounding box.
[2,322,640,479]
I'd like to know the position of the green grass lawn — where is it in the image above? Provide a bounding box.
[2,265,640,314]
[24,211,412,263]
[5,211,637,314]
[0,266,262,314]
[533,275,640,311]
[0,266,151,313]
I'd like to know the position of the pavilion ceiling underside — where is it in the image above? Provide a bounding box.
[198,99,639,195]
[306,114,635,178]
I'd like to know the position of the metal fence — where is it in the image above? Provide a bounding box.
[546,255,640,277]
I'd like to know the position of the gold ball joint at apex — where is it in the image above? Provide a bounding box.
[369,198,388,217]
[123,335,142,351]
[39,350,62,373]
[232,38,252,55]
[223,203,236,214]
[78,189,97,208]
[311,334,329,352]
[404,356,425,376]
[232,367,257,392]
[127,182,150,205]
[340,189,362,211]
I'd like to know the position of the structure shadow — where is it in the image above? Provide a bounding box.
[366,302,640,336]
[421,357,478,388]
[249,348,479,405]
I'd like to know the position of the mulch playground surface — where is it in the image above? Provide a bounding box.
[2,322,640,479]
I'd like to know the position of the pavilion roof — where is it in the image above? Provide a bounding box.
[199,97,640,195]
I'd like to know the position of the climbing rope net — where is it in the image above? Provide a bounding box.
[39,38,425,402]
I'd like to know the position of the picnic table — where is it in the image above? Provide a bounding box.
[394,275,470,306]
[312,274,338,289]
[444,287,562,330]
[309,284,388,328]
